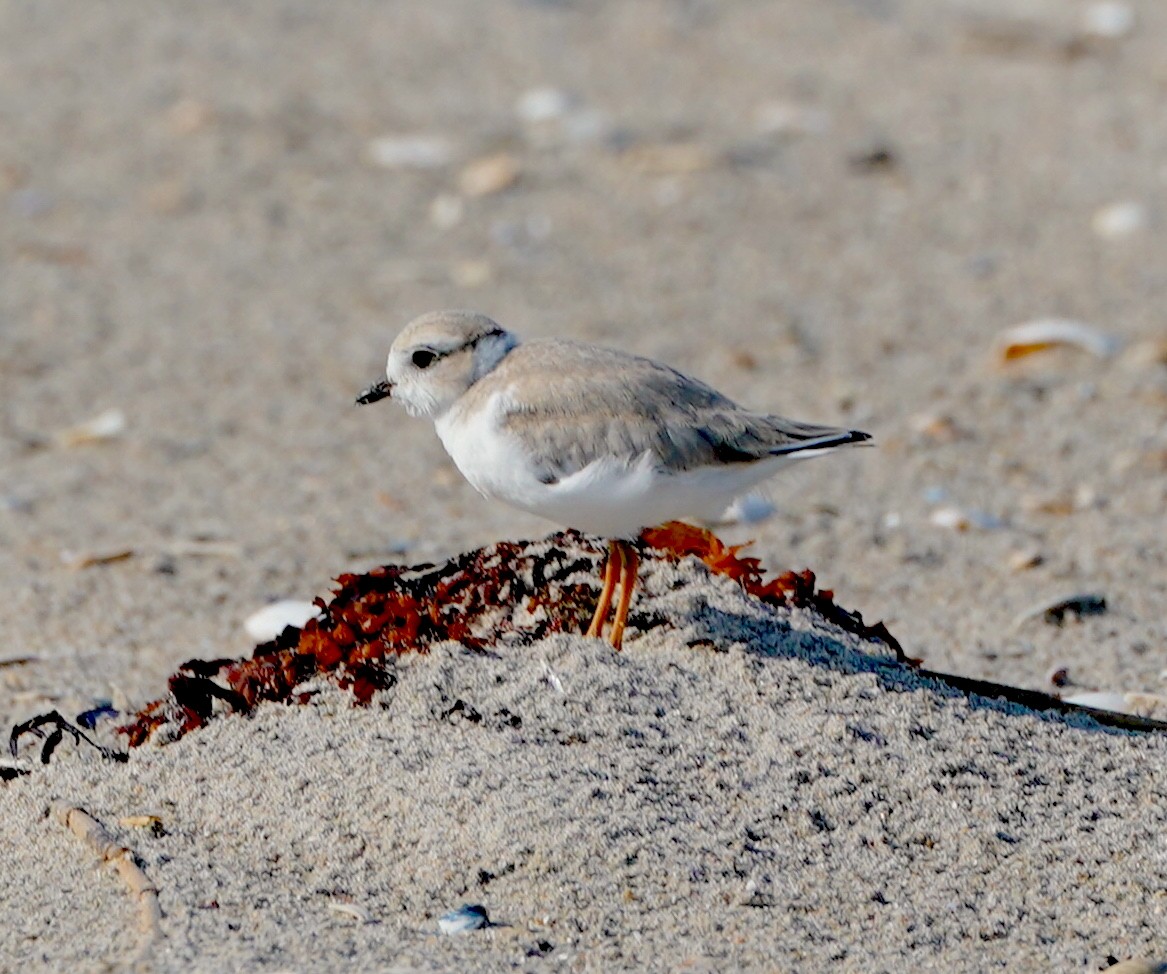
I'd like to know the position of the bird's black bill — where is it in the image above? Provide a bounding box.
[356,379,392,405]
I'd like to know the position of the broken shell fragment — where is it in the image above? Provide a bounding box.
[1064,691,1167,718]
[1092,200,1146,240]
[994,319,1121,362]
[457,153,521,197]
[929,506,1004,531]
[715,493,776,526]
[244,600,319,643]
[438,904,490,935]
[1007,547,1044,572]
[53,408,127,448]
[366,135,454,170]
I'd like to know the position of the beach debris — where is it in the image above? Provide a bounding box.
[848,143,899,174]
[714,492,776,527]
[1092,200,1146,240]
[60,547,135,570]
[119,814,165,836]
[541,660,565,694]
[162,538,244,559]
[1007,547,1044,572]
[994,318,1121,363]
[1080,2,1135,40]
[438,904,490,935]
[516,87,610,147]
[753,101,830,138]
[52,407,127,448]
[50,802,162,961]
[1104,961,1167,974]
[243,600,319,643]
[77,703,119,729]
[0,763,28,781]
[1046,665,1071,689]
[1063,691,1167,718]
[928,506,1005,531]
[367,135,454,170]
[516,87,573,125]
[1020,488,1093,517]
[327,900,373,924]
[118,527,909,746]
[458,153,521,198]
[1013,593,1108,630]
[0,656,37,669]
[10,710,128,764]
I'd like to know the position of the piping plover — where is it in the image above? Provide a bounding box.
[358,310,870,648]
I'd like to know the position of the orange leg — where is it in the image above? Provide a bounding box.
[608,542,640,650]
[585,540,623,639]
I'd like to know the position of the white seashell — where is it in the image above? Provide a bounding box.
[516,87,573,125]
[716,493,776,526]
[366,135,454,170]
[1080,1,1135,39]
[1092,201,1145,240]
[53,408,127,447]
[929,506,1004,531]
[244,600,319,643]
[994,318,1121,362]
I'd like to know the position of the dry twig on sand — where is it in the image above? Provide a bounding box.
[49,802,162,966]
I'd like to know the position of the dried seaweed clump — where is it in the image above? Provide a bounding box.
[121,524,904,746]
[641,522,912,664]
[121,535,605,745]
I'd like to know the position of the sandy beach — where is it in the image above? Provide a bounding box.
[2,1,1166,970]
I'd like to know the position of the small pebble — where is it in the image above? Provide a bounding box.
[1092,200,1146,239]
[367,135,454,170]
[438,904,490,935]
[1080,1,1135,39]
[458,153,521,197]
[244,600,319,643]
[429,193,464,229]
[167,97,214,136]
[516,87,573,125]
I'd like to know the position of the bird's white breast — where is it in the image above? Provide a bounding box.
[432,389,797,538]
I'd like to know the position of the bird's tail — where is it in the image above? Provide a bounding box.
[769,429,872,457]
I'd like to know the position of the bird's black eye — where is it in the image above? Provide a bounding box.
[411,349,436,369]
